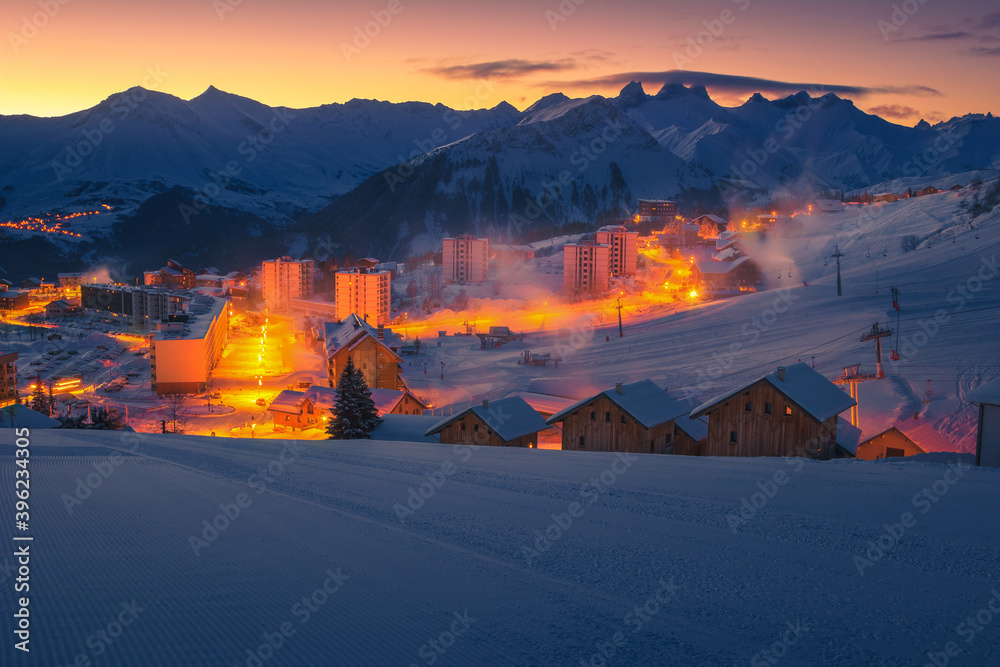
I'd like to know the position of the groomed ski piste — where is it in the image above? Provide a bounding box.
[0,429,997,666]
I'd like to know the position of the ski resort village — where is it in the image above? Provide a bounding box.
[4,189,1000,465]
[4,3,1000,660]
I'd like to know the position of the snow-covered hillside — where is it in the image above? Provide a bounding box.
[1,429,995,665]
[400,188,1000,452]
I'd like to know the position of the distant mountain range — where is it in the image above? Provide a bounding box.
[1,82,998,276]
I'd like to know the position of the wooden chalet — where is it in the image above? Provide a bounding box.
[370,388,427,416]
[852,427,925,460]
[546,380,691,454]
[673,415,709,456]
[692,363,857,459]
[690,256,761,297]
[268,386,338,431]
[324,314,405,391]
[425,396,547,448]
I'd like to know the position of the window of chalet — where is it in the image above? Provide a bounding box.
[590,411,596,421]
[621,415,627,424]
[744,401,752,412]
[785,406,793,416]
[473,424,479,433]
[307,404,314,414]
[605,411,611,422]
[764,402,772,415]
[460,423,466,431]
[730,431,737,444]
[579,436,585,448]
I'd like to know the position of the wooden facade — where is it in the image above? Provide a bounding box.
[673,428,705,456]
[436,411,538,448]
[698,380,840,458]
[855,427,924,460]
[556,394,677,454]
[328,335,403,391]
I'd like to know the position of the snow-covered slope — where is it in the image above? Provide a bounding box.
[1,429,996,665]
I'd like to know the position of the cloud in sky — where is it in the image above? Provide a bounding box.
[888,10,1000,55]
[536,70,942,98]
[422,59,577,80]
[867,104,921,120]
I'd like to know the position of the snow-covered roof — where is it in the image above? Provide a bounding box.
[546,379,689,430]
[370,388,406,415]
[0,404,61,429]
[693,214,728,226]
[694,256,750,274]
[692,362,856,423]
[677,415,708,441]
[425,396,547,441]
[515,392,577,416]
[324,315,402,357]
[303,386,338,412]
[713,247,741,262]
[967,378,1000,405]
[837,417,863,456]
[269,390,305,413]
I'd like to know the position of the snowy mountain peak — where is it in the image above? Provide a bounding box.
[616,81,649,108]
[523,92,572,115]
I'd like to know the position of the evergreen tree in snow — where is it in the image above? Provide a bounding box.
[30,374,48,414]
[327,356,381,439]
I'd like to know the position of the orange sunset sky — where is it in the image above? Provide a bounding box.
[2,0,998,123]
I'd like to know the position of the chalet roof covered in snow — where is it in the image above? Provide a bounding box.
[324,314,402,357]
[303,386,338,412]
[268,390,306,413]
[515,392,577,417]
[694,255,751,274]
[425,396,547,441]
[676,414,709,441]
[966,377,1000,405]
[370,388,414,415]
[836,417,863,455]
[546,379,689,429]
[692,362,856,423]
[692,214,728,227]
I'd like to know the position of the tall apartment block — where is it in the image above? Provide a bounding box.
[335,268,391,326]
[442,236,489,283]
[595,225,639,277]
[262,257,315,312]
[563,241,611,296]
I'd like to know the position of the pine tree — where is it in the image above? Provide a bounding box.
[30,374,48,414]
[327,356,381,439]
[47,381,56,417]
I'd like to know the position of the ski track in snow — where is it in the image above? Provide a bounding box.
[1,430,999,666]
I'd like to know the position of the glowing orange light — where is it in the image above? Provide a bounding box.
[689,290,699,299]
